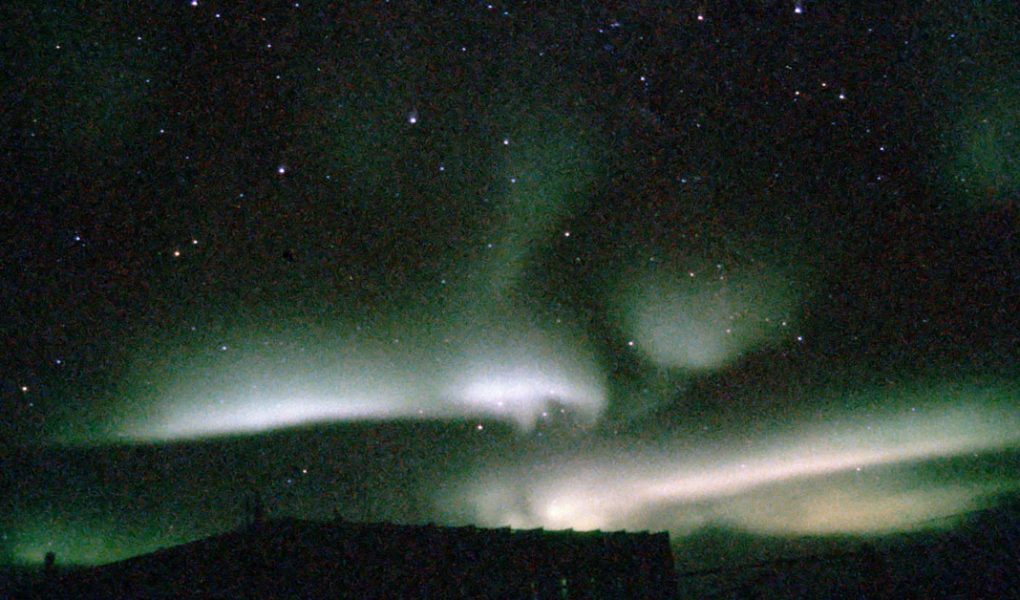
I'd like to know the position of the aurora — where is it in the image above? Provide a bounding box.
[453,382,1020,536]
[4,3,1018,592]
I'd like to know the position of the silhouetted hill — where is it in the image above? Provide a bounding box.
[14,518,675,599]
[9,498,1020,599]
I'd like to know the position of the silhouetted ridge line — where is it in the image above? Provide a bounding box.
[18,518,677,599]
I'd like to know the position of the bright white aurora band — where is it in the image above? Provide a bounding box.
[451,384,1020,535]
[111,318,608,441]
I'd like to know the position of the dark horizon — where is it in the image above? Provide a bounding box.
[12,515,679,599]
[6,504,1020,598]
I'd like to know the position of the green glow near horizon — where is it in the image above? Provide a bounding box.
[10,519,195,567]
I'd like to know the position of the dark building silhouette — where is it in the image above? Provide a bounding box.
[19,518,676,599]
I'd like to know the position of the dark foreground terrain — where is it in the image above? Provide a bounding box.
[5,501,1019,599]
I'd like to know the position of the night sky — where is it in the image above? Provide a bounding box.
[2,0,1019,569]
